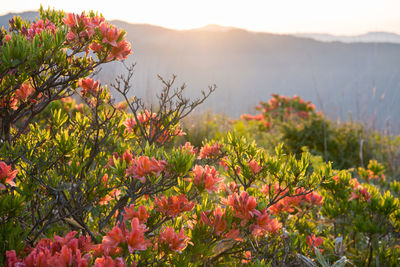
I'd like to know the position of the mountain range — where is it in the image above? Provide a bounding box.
[2,11,400,132]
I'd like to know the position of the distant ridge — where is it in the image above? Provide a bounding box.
[2,12,400,132]
[294,32,400,44]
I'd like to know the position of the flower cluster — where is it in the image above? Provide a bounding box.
[0,161,18,190]
[198,142,223,159]
[63,12,131,60]
[125,156,167,183]
[192,165,224,193]
[155,194,195,218]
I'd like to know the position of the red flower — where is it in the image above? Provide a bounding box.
[100,22,121,47]
[123,205,150,223]
[78,78,100,96]
[180,142,198,156]
[15,83,34,102]
[251,209,282,236]
[94,256,126,267]
[125,156,167,183]
[307,234,323,249]
[192,165,224,193]
[198,142,222,159]
[159,227,191,253]
[223,191,261,226]
[155,194,195,218]
[201,206,227,235]
[126,218,151,253]
[248,159,262,174]
[0,161,18,189]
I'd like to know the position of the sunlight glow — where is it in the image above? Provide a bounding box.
[2,0,400,35]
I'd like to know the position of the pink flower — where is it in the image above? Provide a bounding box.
[180,142,198,156]
[307,234,323,249]
[223,191,261,226]
[248,159,262,174]
[78,78,100,96]
[15,83,34,102]
[126,218,151,253]
[123,205,150,223]
[201,206,227,235]
[159,227,191,253]
[123,117,137,133]
[125,156,167,183]
[155,194,195,218]
[100,22,121,47]
[198,142,222,159]
[0,161,18,189]
[192,165,224,193]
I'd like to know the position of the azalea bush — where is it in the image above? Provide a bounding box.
[2,7,400,267]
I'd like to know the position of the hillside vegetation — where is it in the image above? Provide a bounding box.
[1,8,400,267]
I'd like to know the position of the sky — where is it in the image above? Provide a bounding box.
[2,0,400,35]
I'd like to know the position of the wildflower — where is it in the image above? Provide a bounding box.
[109,39,132,60]
[307,234,323,249]
[78,78,100,96]
[15,83,34,102]
[0,161,18,189]
[248,159,262,174]
[123,117,137,133]
[125,156,167,183]
[180,142,198,156]
[198,142,222,159]
[100,22,121,47]
[242,251,252,264]
[123,205,150,223]
[192,165,224,193]
[159,227,191,253]
[201,206,227,235]
[155,194,195,218]
[251,209,282,236]
[126,218,151,253]
[223,191,261,225]
[94,256,126,267]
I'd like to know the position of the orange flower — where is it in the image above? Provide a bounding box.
[0,161,18,189]
[125,156,167,183]
[109,39,132,61]
[155,194,195,218]
[198,142,222,159]
[78,78,100,96]
[126,218,151,253]
[123,205,150,223]
[201,206,227,235]
[159,227,191,253]
[123,117,137,133]
[248,159,262,174]
[100,22,121,47]
[180,142,198,156]
[251,209,282,236]
[192,165,224,193]
[307,234,323,249]
[242,251,252,264]
[15,83,34,102]
[223,191,261,226]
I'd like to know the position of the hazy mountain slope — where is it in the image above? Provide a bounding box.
[1,12,400,131]
[294,32,400,44]
[104,21,400,131]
